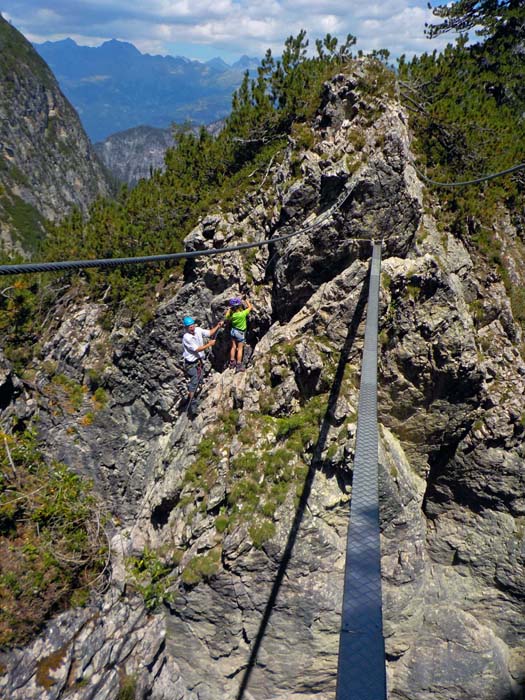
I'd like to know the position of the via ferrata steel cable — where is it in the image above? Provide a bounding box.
[413,161,525,188]
[0,180,364,277]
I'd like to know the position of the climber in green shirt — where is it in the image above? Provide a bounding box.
[225,297,253,372]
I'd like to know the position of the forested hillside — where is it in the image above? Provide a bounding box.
[398,0,525,328]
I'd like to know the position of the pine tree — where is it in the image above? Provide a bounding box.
[426,0,525,41]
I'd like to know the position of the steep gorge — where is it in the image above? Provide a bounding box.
[0,65,524,700]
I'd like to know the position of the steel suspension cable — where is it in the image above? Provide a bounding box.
[0,231,303,276]
[413,161,525,188]
[0,180,362,277]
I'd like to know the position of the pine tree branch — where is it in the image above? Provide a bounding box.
[3,437,17,477]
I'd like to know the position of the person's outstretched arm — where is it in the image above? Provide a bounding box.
[209,320,224,336]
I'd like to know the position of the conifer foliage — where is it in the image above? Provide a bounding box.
[400,0,525,327]
[41,32,356,309]
[399,0,525,188]
[426,0,525,108]
[427,0,524,41]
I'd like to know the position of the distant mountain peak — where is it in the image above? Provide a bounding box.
[100,38,140,54]
[39,36,78,48]
[232,55,259,70]
[34,38,256,141]
[206,57,231,71]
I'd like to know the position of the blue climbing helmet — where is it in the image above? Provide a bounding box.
[183,316,196,327]
[229,297,242,307]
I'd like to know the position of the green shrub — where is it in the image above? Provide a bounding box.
[93,387,108,409]
[231,451,259,475]
[117,674,137,700]
[510,287,525,325]
[215,513,231,533]
[347,128,366,151]
[181,548,221,586]
[249,520,276,548]
[51,374,86,412]
[261,500,276,517]
[126,546,179,611]
[227,478,260,510]
[0,430,107,647]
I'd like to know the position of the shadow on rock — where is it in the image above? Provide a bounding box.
[235,263,370,699]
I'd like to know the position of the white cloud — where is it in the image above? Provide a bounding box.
[318,14,342,33]
[34,8,60,22]
[1,0,453,60]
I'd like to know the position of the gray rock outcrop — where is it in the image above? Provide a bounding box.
[0,64,524,700]
[94,126,176,187]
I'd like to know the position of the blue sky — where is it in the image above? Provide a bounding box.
[1,0,452,63]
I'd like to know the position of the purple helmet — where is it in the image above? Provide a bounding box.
[229,297,242,307]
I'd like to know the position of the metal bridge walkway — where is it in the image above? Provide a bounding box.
[336,242,386,700]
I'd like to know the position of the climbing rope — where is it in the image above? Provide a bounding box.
[336,242,386,700]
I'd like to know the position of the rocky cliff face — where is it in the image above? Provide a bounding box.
[94,121,224,187]
[0,65,524,700]
[94,126,177,187]
[0,17,112,253]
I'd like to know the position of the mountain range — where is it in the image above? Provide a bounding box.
[34,38,259,142]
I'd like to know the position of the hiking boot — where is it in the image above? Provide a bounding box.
[229,360,236,369]
[178,397,191,414]
[235,363,245,373]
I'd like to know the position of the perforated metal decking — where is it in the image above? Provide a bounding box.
[336,243,386,700]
